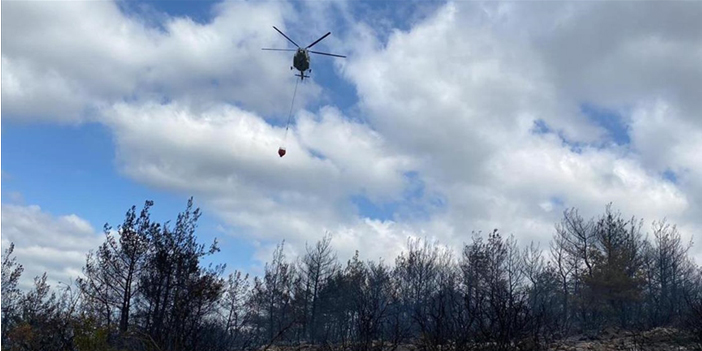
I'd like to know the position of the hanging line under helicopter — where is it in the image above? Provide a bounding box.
[262,26,346,158]
[278,78,299,158]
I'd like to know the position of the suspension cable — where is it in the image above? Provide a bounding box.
[284,78,300,139]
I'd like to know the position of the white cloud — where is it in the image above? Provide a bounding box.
[501,1,702,121]
[1,0,321,122]
[3,0,702,269]
[104,101,411,201]
[1,204,103,290]
[342,1,701,260]
[629,100,702,260]
[101,99,415,264]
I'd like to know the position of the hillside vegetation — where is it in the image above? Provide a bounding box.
[2,199,702,351]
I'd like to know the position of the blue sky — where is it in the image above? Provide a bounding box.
[3,0,702,288]
[1,121,258,271]
[1,0,440,279]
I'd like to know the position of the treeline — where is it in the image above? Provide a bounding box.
[2,199,702,351]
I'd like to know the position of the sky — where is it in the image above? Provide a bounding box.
[2,0,702,290]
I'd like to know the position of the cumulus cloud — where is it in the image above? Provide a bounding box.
[1,204,103,290]
[342,1,700,259]
[529,2,702,118]
[629,101,702,257]
[3,0,702,269]
[1,0,321,122]
[101,99,415,262]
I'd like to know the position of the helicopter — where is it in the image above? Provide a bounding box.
[262,26,346,81]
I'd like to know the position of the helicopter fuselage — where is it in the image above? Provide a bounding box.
[293,49,310,73]
[262,26,344,81]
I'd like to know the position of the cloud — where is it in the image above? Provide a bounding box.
[1,204,103,290]
[4,0,702,269]
[629,100,702,258]
[1,0,321,122]
[520,1,701,129]
[342,1,700,259]
[346,3,603,180]
[101,99,415,263]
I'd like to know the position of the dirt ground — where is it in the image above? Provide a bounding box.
[546,328,702,351]
[261,328,702,351]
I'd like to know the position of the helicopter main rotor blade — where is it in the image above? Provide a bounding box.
[306,32,331,49]
[273,26,300,48]
[262,48,298,52]
[308,50,346,58]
